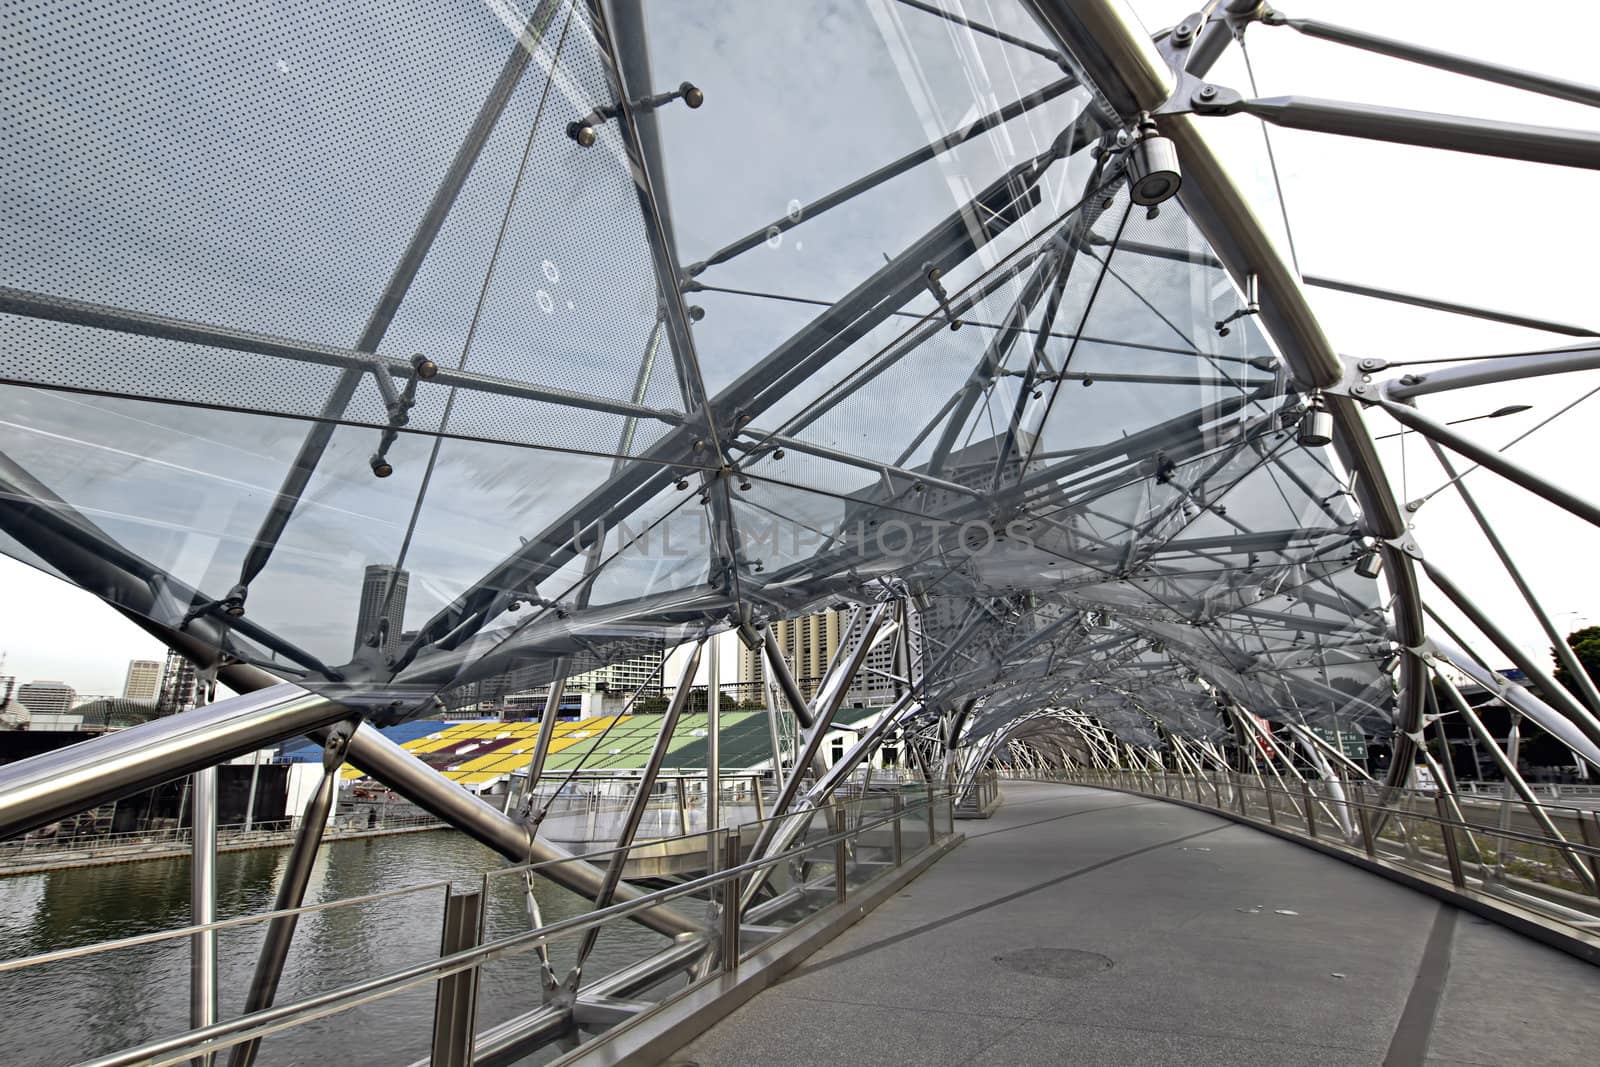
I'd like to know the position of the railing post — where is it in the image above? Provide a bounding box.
[721,830,742,974]
[1580,812,1600,900]
[892,793,904,866]
[1435,795,1466,888]
[925,788,936,843]
[677,776,689,836]
[1354,783,1376,859]
[706,824,724,885]
[1232,771,1246,816]
[430,888,483,1067]
[190,766,218,1067]
[834,800,849,905]
[1302,781,1318,838]
[1264,780,1277,825]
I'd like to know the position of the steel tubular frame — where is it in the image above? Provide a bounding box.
[231,0,568,602]
[229,727,353,1067]
[1371,391,1600,528]
[190,764,218,1067]
[1193,93,1600,171]
[1432,670,1598,892]
[1263,12,1600,109]
[1019,0,1434,801]
[742,604,892,907]
[5,4,1600,1061]
[573,639,705,972]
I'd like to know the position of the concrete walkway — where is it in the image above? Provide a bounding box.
[675,781,1600,1066]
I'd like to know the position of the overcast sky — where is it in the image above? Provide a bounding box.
[1,0,1596,698]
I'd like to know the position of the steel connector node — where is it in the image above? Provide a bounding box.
[1127,117,1182,206]
[1297,394,1335,448]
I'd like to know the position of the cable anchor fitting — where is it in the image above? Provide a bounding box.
[569,81,704,147]
[922,263,962,330]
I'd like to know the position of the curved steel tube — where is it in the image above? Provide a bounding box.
[1019,0,1428,795]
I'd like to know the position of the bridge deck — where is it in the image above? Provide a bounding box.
[674,781,1600,1066]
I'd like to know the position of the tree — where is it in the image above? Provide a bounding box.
[1552,626,1600,694]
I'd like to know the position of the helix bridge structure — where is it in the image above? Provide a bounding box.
[2,1,1599,1063]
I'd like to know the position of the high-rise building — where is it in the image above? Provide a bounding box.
[157,648,196,716]
[122,659,162,701]
[355,564,409,661]
[737,607,913,708]
[567,647,666,696]
[738,611,841,698]
[17,680,75,716]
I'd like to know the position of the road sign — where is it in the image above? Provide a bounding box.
[1308,725,1368,760]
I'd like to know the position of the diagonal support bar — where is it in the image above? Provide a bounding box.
[1433,669,1598,893]
[761,623,817,731]
[1267,13,1600,110]
[1372,391,1600,528]
[691,76,1081,273]
[1195,91,1600,171]
[228,726,356,1067]
[740,605,892,906]
[573,639,705,970]
[232,0,565,597]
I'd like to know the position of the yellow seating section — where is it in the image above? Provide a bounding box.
[340,717,630,783]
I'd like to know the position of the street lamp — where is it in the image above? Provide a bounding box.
[1374,403,1531,441]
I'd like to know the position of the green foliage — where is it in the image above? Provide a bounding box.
[1552,626,1600,694]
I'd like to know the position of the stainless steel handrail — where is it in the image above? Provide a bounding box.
[79,792,947,1067]
[26,788,954,1067]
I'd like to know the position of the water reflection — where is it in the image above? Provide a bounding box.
[0,831,665,1066]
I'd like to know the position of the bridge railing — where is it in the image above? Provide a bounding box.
[0,808,446,868]
[516,767,925,846]
[0,780,956,1067]
[1008,769,1600,932]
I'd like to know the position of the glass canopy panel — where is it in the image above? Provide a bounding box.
[0,0,1419,747]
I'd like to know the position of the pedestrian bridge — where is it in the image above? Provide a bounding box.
[670,781,1599,1067]
[6,0,1600,1063]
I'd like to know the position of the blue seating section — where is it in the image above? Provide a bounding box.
[275,720,451,762]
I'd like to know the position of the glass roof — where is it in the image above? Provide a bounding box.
[5,0,1595,760]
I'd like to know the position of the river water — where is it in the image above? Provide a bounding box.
[0,831,672,1066]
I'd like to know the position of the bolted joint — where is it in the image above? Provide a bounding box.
[410,353,438,380]
[567,121,597,148]
[1381,533,1424,559]
[321,719,358,771]
[1190,83,1245,115]
[368,453,393,478]
[220,583,248,618]
[1170,12,1204,46]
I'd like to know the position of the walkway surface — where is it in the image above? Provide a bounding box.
[675,781,1600,1066]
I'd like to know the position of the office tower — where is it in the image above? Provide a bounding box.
[355,564,409,660]
[157,648,196,716]
[566,645,667,696]
[16,680,75,716]
[122,658,162,701]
